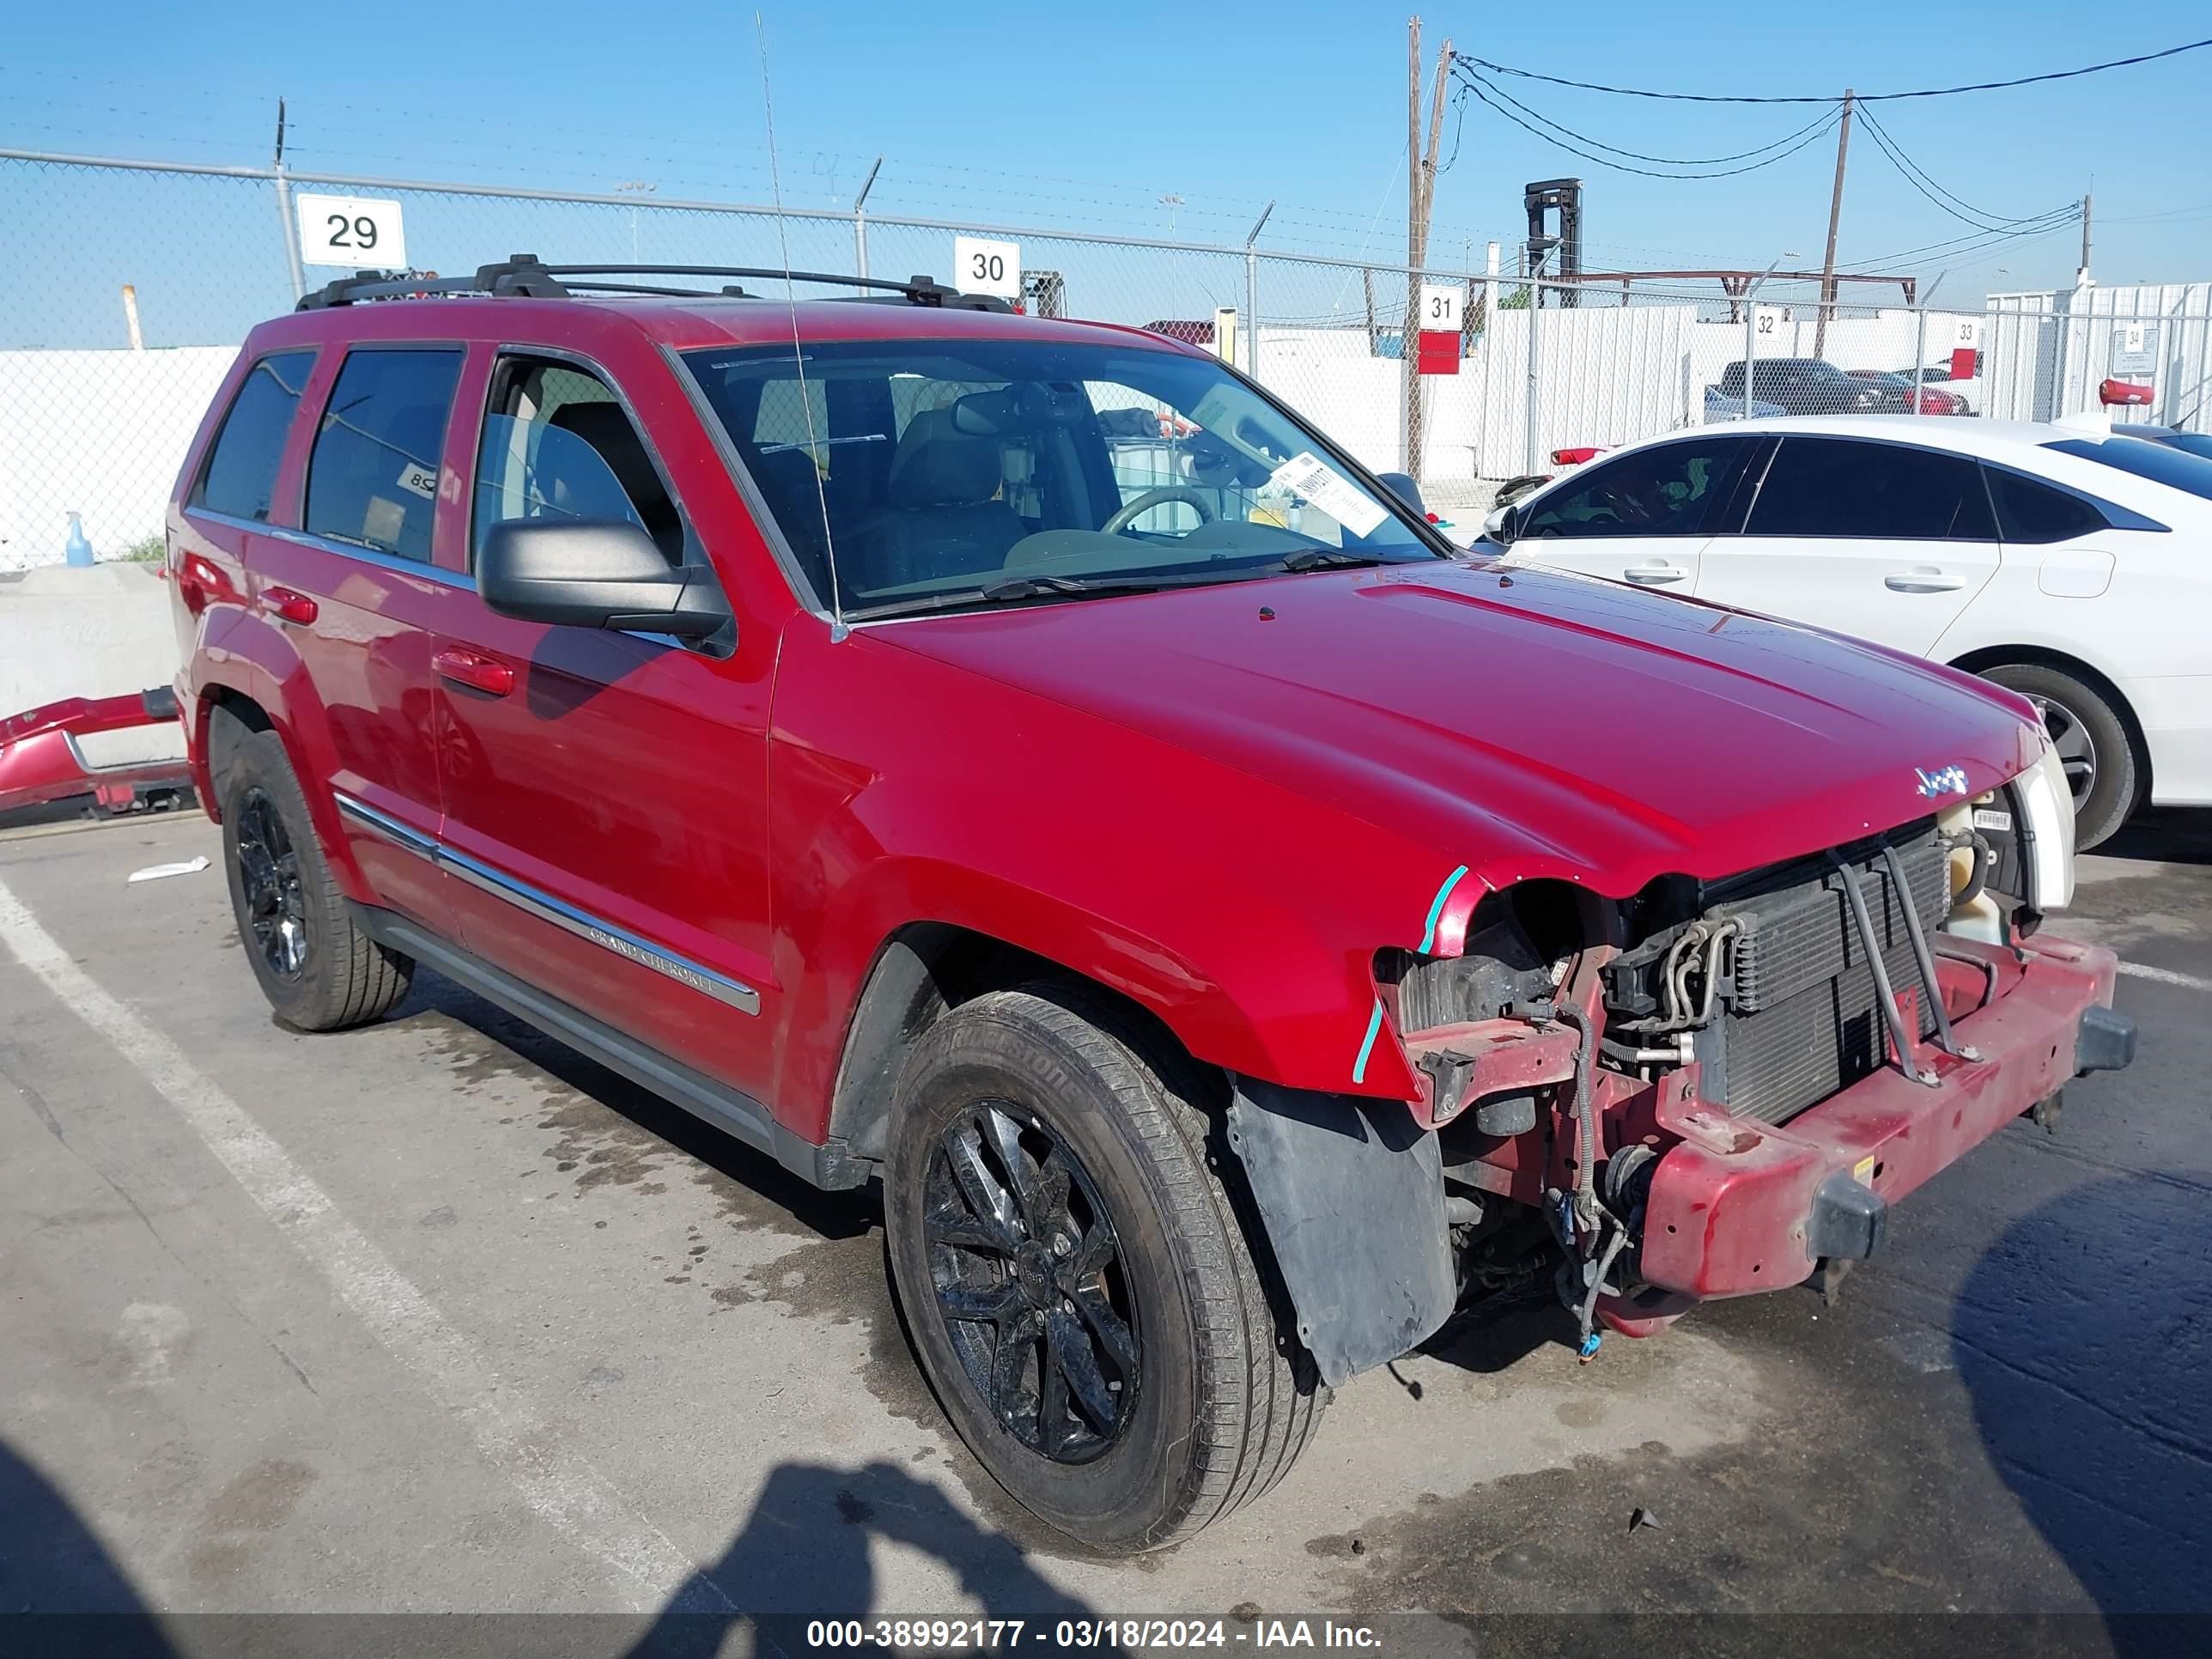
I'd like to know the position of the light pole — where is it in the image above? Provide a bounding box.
[1741,251,1799,419]
[616,180,656,263]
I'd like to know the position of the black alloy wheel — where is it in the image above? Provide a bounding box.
[922,1102,1140,1463]
[234,785,308,978]
[215,721,412,1030]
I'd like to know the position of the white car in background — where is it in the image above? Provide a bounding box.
[1481,415,2212,848]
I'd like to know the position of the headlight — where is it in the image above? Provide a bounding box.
[2017,738,2075,912]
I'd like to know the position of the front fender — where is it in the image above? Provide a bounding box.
[765,624,1493,1139]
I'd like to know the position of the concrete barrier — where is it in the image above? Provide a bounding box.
[0,562,180,719]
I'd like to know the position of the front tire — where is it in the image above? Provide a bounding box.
[219,730,412,1030]
[1979,663,2140,851]
[884,986,1323,1553]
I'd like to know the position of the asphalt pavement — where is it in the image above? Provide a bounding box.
[1,807,2206,1652]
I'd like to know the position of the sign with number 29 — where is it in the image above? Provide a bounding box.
[295,193,408,269]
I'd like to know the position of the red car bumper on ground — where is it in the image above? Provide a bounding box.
[1628,933,2127,1310]
[0,689,195,816]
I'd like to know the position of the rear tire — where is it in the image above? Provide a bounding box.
[219,729,412,1030]
[1978,663,2139,852]
[884,985,1324,1553]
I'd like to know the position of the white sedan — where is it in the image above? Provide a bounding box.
[1481,414,2212,847]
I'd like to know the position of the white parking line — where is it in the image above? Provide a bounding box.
[2117,960,2212,995]
[0,877,733,1617]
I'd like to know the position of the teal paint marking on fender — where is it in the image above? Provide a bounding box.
[1352,997,1386,1085]
[1418,864,1470,954]
[1355,863,1471,1081]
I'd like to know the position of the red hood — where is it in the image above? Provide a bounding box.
[878,560,2042,896]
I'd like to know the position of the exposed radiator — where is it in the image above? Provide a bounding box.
[1704,829,1951,1126]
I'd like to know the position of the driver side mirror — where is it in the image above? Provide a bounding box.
[478,520,732,641]
[1375,471,1425,516]
[1482,503,1517,545]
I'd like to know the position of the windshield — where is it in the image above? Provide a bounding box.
[2045,434,2212,503]
[681,337,1442,617]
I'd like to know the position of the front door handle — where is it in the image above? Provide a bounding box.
[1885,567,1966,593]
[1623,562,1689,586]
[433,646,516,696]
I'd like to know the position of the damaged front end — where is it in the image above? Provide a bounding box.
[1229,751,2133,1381]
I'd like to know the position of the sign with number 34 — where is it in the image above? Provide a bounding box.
[295,193,408,269]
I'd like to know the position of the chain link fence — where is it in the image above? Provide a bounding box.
[4,148,2208,571]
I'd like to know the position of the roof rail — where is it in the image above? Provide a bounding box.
[296,254,1014,313]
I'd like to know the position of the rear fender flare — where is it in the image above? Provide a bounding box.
[192,625,368,896]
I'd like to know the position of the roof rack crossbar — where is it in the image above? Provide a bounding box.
[298,254,1012,312]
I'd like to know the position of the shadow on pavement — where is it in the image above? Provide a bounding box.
[1954,1170,2212,1645]
[0,1437,175,1651]
[2096,807,2212,867]
[624,1459,1116,1658]
[387,967,877,1243]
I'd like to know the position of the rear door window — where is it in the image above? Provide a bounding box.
[1747,437,1995,540]
[304,348,464,562]
[1520,437,1752,540]
[193,350,316,523]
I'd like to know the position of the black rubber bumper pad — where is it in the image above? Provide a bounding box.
[2075,1004,2137,1076]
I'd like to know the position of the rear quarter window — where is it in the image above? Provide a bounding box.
[1984,466,2108,544]
[192,351,316,522]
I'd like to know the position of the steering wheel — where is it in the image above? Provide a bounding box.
[1101,487,1217,536]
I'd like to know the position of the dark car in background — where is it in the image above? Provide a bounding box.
[1714,357,1902,416]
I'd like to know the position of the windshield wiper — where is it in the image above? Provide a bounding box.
[976,574,1166,601]
[841,572,1188,623]
[1273,550,1391,572]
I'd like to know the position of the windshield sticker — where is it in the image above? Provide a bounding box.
[395,462,438,500]
[1268,452,1389,538]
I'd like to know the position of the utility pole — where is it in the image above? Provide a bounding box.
[2077,191,2094,287]
[1404,17,1451,476]
[1814,88,1854,359]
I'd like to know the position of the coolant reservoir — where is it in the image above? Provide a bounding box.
[1941,797,2005,945]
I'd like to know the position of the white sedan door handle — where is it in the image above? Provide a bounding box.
[1885,567,1966,593]
[1623,562,1689,586]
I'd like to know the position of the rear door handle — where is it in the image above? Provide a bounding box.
[1623,562,1689,586]
[1884,568,1966,593]
[259,585,319,624]
[433,646,516,697]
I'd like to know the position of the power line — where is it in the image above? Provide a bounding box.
[1462,69,1843,166]
[1455,70,1843,178]
[1835,204,2081,273]
[1854,106,2039,231]
[1452,37,2212,104]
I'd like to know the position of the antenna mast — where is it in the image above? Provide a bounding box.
[756,11,847,641]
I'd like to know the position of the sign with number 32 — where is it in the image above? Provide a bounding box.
[295,193,408,268]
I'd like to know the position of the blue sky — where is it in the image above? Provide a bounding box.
[7,0,2209,307]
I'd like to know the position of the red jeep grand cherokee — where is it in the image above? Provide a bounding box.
[167,258,2133,1553]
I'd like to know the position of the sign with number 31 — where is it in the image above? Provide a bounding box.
[295,193,408,269]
